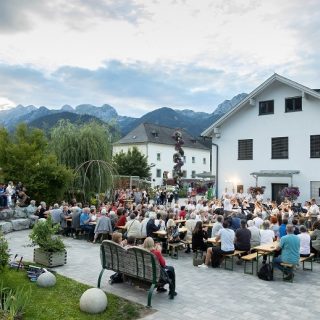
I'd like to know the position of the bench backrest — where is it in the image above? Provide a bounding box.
[100,240,161,284]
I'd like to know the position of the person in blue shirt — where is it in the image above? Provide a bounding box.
[80,207,95,241]
[278,218,288,238]
[273,224,300,281]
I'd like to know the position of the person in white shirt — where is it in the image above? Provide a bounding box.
[223,196,233,215]
[256,191,264,203]
[309,199,320,223]
[253,212,264,229]
[125,213,141,238]
[211,215,223,237]
[260,221,275,244]
[5,181,15,206]
[298,225,311,257]
[140,212,150,237]
[199,220,234,268]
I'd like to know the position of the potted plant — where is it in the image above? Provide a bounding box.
[29,216,67,267]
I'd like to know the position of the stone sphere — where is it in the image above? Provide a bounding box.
[80,288,108,314]
[37,271,56,287]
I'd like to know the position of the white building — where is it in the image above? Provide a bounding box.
[113,123,211,186]
[202,74,320,203]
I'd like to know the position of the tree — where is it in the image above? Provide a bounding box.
[50,120,116,199]
[0,124,73,204]
[112,147,151,179]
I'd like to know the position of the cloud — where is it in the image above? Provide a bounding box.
[0,61,248,115]
[0,0,147,34]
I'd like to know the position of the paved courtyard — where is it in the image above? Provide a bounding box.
[5,229,320,320]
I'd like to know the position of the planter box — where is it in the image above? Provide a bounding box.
[33,248,67,267]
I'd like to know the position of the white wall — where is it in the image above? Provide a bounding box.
[113,142,210,187]
[212,80,320,202]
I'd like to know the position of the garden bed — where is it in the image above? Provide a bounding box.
[1,267,151,320]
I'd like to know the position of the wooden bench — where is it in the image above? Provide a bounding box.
[241,252,263,275]
[223,250,246,271]
[167,242,184,259]
[300,253,315,271]
[97,240,171,307]
[280,263,295,282]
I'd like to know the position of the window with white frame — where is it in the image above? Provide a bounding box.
[192,156,195,163]
[203,158,206,165]
[191,170,196,178]
[182,170,187,178]
[156,169,162,178]
[157,153,161,161]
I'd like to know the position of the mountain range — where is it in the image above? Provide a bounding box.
[0,93,247,137]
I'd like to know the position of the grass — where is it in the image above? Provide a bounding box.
[0,267,148,320]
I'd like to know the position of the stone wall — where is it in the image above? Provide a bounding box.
[0,207,31,233]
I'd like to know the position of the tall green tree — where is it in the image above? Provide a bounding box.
[0,124,73,204]
[50,120,116,198]
[112,147,151,179]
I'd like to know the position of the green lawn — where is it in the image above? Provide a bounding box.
[1,267,149,320]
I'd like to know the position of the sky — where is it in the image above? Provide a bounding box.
[0,0,319,116]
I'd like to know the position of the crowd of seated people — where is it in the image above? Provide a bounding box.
[3,184,320,284]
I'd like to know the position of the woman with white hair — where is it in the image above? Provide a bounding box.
[93,208,113,243]
[247,220,261,248]
[143,237,177,299]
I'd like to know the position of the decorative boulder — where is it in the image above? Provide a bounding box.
[37,271,56,287]
[80,288,108,314]
[11,218,30,231]
[0,221,13,234]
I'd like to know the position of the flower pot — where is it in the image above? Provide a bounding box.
[33,248,67,267]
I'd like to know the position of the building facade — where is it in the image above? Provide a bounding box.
[202,74,320,203]
[113,123,211,186]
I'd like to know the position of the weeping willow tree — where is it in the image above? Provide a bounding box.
[49,120,117,202]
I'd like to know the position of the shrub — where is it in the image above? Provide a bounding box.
[0,233,10,271]
[29,216,65,252]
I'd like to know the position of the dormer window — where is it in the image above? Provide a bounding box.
[285,96,302,112]
[151,130,158,137]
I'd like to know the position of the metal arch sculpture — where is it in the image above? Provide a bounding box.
[172,130,184,186]
[72,160,118,202]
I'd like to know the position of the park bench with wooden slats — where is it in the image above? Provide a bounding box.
[97,240,168,307]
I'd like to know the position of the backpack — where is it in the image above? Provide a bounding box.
[109,272,123,284]
[258,263,273,281]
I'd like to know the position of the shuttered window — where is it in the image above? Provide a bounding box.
[272,137,288,159]
[238,139,253,160]
[310,135,320,158]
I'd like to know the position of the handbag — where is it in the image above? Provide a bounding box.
[193,250,203,266]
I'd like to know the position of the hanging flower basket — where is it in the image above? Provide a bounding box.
[280,187,300,201]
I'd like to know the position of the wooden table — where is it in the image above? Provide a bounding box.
[175,219,186,225]
[253,241,279,275]
[203,223,213,228]
[207,237,220,245]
